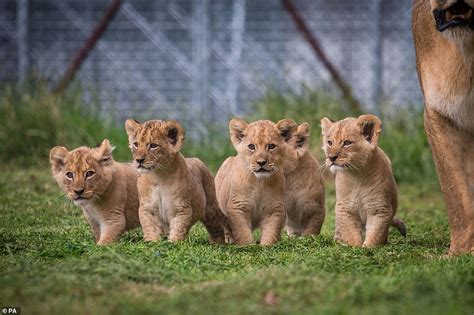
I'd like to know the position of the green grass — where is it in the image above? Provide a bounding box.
[1,168,473,314]
[0,82,469,314]
[0,80,131,164]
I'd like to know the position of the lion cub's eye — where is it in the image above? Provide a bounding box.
[149,143,159,150]
[248,144,256,151]
[66,172,74,179]
[343,140,353,147]
[85,170,95,178]
[327,140,333,147]
[133,142,138,148]
[268,143,276,150]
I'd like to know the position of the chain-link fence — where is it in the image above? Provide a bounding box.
[0,0,422,129]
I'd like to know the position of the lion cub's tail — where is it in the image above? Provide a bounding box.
[391,218,407,237]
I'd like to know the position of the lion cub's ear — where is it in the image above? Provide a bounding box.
[294,122,310,156]
[275,119,297,142]
[357,114,382,145]
[229,118,248,147]
[162,120,185,152]
[95,139,115,165]
[125,119,140,138]
[320,117,333,136]
[49,146,69,174]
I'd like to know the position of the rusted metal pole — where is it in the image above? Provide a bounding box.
[52,0,123,94]
[282,0,361,112]
[17,0,29,82]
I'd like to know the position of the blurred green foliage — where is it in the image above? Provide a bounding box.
[0,82,436,182]
[0,80,130,165]
[253,88,436,183]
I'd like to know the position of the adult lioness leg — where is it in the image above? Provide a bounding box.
[424,109,474,254]
[413,0,474,254]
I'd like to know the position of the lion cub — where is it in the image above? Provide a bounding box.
[125,119,226,243]
[215,118,297,245]
[321,115,406,247]
[284,122,326,236]
[49,139,140,245]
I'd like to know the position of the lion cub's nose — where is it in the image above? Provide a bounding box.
[136,158,145,164]
[74,189,84,196]
[329,155,338,162]
[257,159,267,166]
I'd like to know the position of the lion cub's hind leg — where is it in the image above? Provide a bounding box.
[286,223,302,237]
[224,228,234,244]
[200,168,227,244]
[285,210,302,237]
[201,201,227,244]
[300,204,325,236]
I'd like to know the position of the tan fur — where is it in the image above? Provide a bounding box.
[321,115,406,247]
[215,118,297,245]
[284,122,326,236]
[413,0,474,254]
[49,139,140,245]
[125,119,226,243]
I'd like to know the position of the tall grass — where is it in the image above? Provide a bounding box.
[0,82,436,182]
[0,81,231,172]
[0,80,130,165]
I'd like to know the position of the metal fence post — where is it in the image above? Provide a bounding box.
[371,0,383,112]
[192,0,210,118]
[17,0,29,82]
[227,0,246,115]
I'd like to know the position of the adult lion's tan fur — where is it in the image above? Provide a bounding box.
[321,115,406,247]
[413,0,474,254]
[284,122,326,236]
[215,118,297,245]
[49,139,140,245]
[125,119,226,243]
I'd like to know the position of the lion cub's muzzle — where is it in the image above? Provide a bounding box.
[434,1,474,31]
[69,190,94,203]
[134,157,154,172]
[253,159,274,178]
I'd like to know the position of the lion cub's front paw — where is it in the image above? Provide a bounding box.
[97,239,115,246]
[143,234,161,242]
[208,235,226,244]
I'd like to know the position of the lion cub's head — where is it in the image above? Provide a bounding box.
[229,118,297,178]
[125,119,185,173]
[320,114,382,173]
[281,122,312,173]
[49,139,115,205]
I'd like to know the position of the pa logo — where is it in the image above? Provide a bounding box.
[1,307,20,314]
